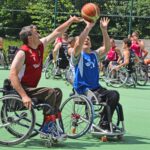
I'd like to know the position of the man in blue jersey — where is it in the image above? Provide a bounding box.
[71,18,120,131]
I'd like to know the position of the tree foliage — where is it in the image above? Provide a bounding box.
[0,0,150,43]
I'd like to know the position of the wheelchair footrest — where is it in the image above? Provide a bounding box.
[91,129,125,136]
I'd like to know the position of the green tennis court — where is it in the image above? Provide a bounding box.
[0,69,150,150]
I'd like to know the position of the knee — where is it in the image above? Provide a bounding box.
[106,90,119,105]
[111,90,120,103]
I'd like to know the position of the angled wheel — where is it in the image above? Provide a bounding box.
[60,95,94,139]
[45,61,55,79]
[107,68,128,88]
[0,95,35,145]
[136,64,148,86]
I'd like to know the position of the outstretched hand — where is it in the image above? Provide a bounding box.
[100,17,110,30]
[70,15,83,23]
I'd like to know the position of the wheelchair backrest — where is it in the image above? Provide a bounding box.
[8,46,18,55]
[3,79,15,95]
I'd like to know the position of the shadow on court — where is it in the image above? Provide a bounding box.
[1,135,150,149]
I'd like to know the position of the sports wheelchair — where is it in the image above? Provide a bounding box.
[7,46,18,65]
[45,56,69,80]
[0,79,64,147]
[104,66,137,88]
[0,49,8,69]
[60,89,125,141]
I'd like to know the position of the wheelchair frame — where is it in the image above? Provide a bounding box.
[60,90,125,141]
[0,87,64,147]
[104,66,137,88]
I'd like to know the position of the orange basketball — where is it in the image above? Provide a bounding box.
[81,3,100,23]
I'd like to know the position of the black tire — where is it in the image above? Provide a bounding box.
[45,61,54,79]
[136,64,148,86]
[107,68,129,88]
[60,95,94,139]
[0,95,35,145]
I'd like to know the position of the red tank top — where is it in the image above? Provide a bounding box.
[18,43,44,87]
[131,41,141,57]
[107,46,118,61]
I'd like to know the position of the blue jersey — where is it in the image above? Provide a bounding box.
[73,51,100,94]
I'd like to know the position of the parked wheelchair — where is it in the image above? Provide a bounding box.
[45,56,69,80]
[60,89,125,142]
[0,79,65,147]
[104,65,137,88]
[7,46,18,65]
[0,49,8,69]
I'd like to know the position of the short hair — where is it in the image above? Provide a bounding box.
[19,25,32,44]
[62,32,68,38]
[132,31,139,38]
[68,37,75,44]
[110,38,115,43]
[123,38,131,47]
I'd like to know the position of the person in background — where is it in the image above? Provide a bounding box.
[131,31,148,59]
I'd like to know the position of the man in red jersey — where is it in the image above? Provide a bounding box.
[9,16,81,141]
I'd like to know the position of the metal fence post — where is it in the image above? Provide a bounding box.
[54,0,58,28]
[128,0,134,35]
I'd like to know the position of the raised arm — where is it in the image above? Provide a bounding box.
[73,21,95,57]
[53,42,61,63]
[97,18,110,57]
[40,16,81,48]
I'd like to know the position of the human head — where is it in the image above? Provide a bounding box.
[132,31,139,41]
[122,38,131,49]
[30,24,41,38]
[68,37,76,48]
[83,36,92,51]
[19,25,40,45]
[0,37,3,49]
[110,38,115,47]
[62,32,68,41]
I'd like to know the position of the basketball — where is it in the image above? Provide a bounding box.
[81,3,100,23]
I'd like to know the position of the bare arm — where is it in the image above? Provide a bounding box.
[40,16,81,49]
[97,18,110,57]
[116,51,129,69]
[53,42,61,63]
[73,21,95,57]
[139,40,148,59]
[9,51,32,109]
[115,47,122,63]
[141,49,148,59]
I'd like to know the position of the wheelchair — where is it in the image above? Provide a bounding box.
[60,89,125,141]
[0,50,8,69]
[45,56,69,80]
[0,79,65,147]
[105,66,137,88]
[7,46,18,65]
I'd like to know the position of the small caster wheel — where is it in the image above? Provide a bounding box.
[72,127,76,134]
[117,135,123,140]
[101,136,108,142]
[45,141,52,148]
